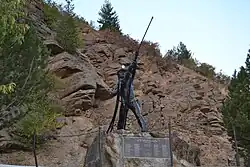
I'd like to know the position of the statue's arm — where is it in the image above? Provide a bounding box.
[127,61,137,74]
[124,62,137,81]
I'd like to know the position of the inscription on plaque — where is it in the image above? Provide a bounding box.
[123,137,171,159]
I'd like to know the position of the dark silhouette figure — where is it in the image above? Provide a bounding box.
[109,64,148,132]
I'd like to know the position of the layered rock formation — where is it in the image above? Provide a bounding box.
[0,0,236,167]
[47,50,111,116]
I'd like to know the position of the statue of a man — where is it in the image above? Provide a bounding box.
[109,63,148,132]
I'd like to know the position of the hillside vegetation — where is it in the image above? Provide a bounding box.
[0,0,62,144]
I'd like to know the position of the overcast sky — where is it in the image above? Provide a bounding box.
[54,0,250,76]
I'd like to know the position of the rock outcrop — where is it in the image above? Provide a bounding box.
[0,0,236,167]
[47,49,111,116]
[85,46,235,166]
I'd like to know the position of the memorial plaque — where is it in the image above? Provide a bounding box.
[123,137,171,159]
[85,136,100,166]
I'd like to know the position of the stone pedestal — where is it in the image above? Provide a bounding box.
[84,127,172,167]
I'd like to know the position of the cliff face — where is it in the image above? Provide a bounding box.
[0,1,236,167]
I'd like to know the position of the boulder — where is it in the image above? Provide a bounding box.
[47,51,111,115]
[44,39,64,56]
[0,128,29,153]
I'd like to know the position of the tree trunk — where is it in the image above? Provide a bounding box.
[232,125,240,166]
[247,151,250,167]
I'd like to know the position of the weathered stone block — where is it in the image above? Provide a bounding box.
[84,127,172,167]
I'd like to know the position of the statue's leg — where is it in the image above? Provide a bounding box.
[129,100,148,132]
[123,107,129,130]
[117,102,126,130]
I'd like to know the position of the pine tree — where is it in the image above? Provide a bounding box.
[97,0,121,33]
[55,0,80,54]
[64,0,75,16]
[164,42,192,63]
[89,20,97,30]
[176,42,192,63]
[245,49,250,76]
[221,49,250,166]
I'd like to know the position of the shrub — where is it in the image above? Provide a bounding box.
[182,58,198,70]
[13,96,62,144]
[1,22,62,144]
[55,14,80,54]
[43,1,62,30]
[53,0,81,54]
[196,62,216,79]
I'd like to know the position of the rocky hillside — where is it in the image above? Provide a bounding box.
[0,0,236,167]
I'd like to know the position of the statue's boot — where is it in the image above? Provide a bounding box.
[130,100,148,132]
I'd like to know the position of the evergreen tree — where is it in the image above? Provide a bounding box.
[221,49,250,166]
[64,0,75,16]
[89,20,97,30]
[176,42,192,63]
[245,49,250,76]
[97,0,121,33]
[55,0,80,54]
[164,42,192,63]
[164,47,178,59]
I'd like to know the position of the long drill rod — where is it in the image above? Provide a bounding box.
[135,16,154,60]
